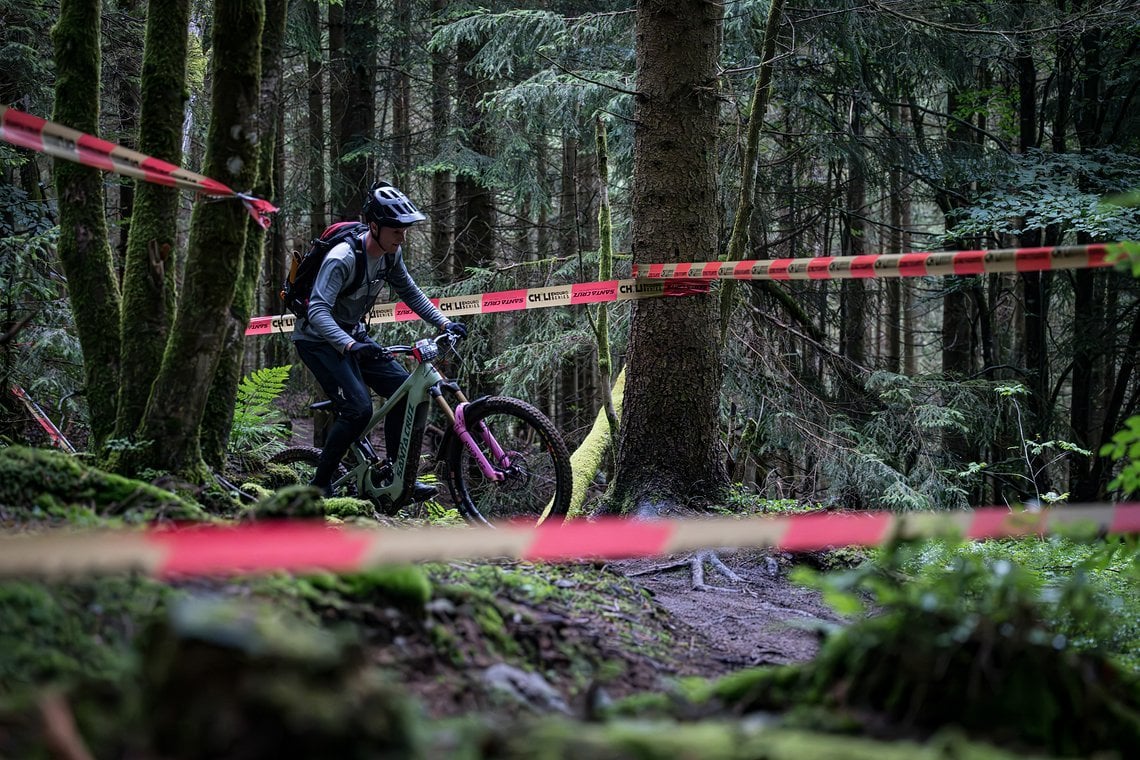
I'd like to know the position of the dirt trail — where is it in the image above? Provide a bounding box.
[614,549,841,670]
[285,411,838,677]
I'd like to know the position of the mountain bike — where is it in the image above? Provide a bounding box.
[270,332,572,526]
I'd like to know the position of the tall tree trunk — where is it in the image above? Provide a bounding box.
[135,0,264,477]
[611,0,727,511]
[114,0,190,443]
[717,0,784,339]
[52,0,122,450]
[305,0,326,238]
[886,142,902,375]
[110,0,142,269]
[940,88,975,468]
[594,115,617,434]
[392,0,412,187]
[200,0,287,469]
[1070,21,1126,498]
[329,0,376,218]
[840,96,867,374]
[453,39,495,274]
[429,0,451,270]
[1016,47,1053,495]
[901,194,916,375]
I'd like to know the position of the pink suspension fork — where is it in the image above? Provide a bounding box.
[454,403,508,481]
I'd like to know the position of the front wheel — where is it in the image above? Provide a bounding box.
[445,396,571,526]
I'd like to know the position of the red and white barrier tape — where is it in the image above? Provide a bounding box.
[1,504,1137,578]
[632,244,1117,281]
[246,278,710,336]
[0,106,277,229]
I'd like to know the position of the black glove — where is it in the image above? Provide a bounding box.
[347,337,388,361]
[442,320,468,339]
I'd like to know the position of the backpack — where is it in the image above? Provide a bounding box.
[281,221,368,320]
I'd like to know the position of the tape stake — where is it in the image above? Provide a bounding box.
[9,385,76,453]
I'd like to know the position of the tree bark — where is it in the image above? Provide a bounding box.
[305,0,326,238]
[200,0,287,469]
[392,0,412,187]
[428,0,451,271]
[453,38,495,273]
[939,88,976,469]
[114,0,190,442]
[610,0,727,512]
[839,95,867,375]
[717,0,784,339]
[329,0,376,219]
[51,0,122,450]
[135,0,264,476]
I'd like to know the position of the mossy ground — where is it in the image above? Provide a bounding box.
[2,446,1138,758]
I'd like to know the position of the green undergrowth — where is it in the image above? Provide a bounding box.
[883,535,1140,671]
[610,536,1140,758]
[0,590,1046,759]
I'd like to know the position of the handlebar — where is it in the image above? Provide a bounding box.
[384,331,460,357]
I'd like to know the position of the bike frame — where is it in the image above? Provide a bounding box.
[328,336,506,506]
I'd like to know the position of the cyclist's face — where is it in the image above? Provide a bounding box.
[374,224,408,254]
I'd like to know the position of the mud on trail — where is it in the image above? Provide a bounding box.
[613,549,842,671]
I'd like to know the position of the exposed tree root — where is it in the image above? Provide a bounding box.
[628,549,747,593]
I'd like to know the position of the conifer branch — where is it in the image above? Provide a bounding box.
[535,52,638,97]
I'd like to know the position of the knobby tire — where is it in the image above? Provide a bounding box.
[444,396,572,526]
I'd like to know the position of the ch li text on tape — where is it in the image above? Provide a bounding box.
[246,278,710,336]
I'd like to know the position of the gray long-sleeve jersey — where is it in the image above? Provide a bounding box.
[291,234,447,350]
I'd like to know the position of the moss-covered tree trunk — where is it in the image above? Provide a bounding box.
[134,0,264,476]
[609,0,727,513]
[717,0,784,340]
[51,0,122,450]
[593,115,618,435]
[200,0,287,469]
[113,0,190,444]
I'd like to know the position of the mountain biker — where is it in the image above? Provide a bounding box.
[292,181,467,499]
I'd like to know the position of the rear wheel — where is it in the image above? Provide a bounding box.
[445,397,571,526]
[267,447,350,494]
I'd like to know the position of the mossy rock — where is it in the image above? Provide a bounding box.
[0,446,205,523]
[242,483,325,519]
[0,577,170,695]
[139,596,424,759]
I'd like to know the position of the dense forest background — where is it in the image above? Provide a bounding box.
[2,0,1140,510]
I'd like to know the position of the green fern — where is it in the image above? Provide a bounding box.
[228,365,292,461]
